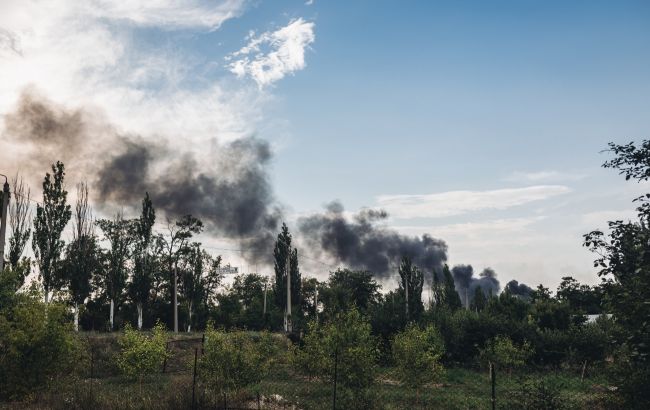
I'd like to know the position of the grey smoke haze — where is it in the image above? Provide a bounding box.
[298,201,448,278]
[3,89,282,262]
[504,279,533,298]
[451,264,500,304]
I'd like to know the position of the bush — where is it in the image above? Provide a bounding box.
[199,328,276,397]
[294,309,378,408]
[0,294,84,400]
[392,324,445,389]
[116,321,170,382]
[505,376,567,410]
[480,335,532,372]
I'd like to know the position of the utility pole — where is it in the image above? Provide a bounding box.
[405,275,409,320]
[284,252,292,333]
[315,282,319,323]
[263,280,267,316]
[173,263,179,333]
[0,175,10,272]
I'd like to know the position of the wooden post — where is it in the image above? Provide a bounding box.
[490,362,496,410]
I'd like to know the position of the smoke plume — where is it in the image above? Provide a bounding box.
[298,201,448,278]
[451,264,500,305]
[504,279,533,299]
[2,89,281,262]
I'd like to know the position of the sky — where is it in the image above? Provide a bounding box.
[1,0,650,291]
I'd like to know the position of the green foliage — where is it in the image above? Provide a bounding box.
[480,335,533,371]
[0,295,83,399]
[273,223,300,314]
[442,264,462,310]
[507,376,568,410]
[32,161,72,301]
[529,299,572,331]
[116,321,170,381]
[398,256,424,321]
[321,268,381,319]
[471,286,487,311]
[294,309,378,408]
[199,327,276,395]
[392,324,445,388]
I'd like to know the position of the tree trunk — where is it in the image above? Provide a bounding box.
[137,303,143,330]
[74,302,79,332]
[187,302,192,333]
[109,299,114,331]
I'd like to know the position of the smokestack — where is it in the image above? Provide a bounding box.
[465,287,469,310]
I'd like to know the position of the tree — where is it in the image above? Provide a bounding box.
[398,256,424,321]
[117,321,170,387]
[32,161,72,304]
[8,174,31,281]
[442,264,462,311]
[97,212,135,330]
[199,328,276,398]
[321,269,380,319]
[158,215,203,332]
[273,223,300,330]
[294,309,378,408]
[129,193,156,329]
[480,335,533,372]
[392,324,445,392]
[179,243,221,332]
[63,182,101,331]
[583,140,650,406]
[556,276,602,315]
[471,286,487,312]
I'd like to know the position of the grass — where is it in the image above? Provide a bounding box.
[2,331,615,409]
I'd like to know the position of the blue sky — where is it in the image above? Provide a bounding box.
[1,0,649,289]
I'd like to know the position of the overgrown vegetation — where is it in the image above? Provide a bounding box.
[2,140,650,408]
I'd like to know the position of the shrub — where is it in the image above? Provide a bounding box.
[392,324,445,389]
[506,376,567,410]
[116,321,170,382]
[294,309,378,408]
[199,328,275,396]
[480,335,532,372]
[0,294,84,400]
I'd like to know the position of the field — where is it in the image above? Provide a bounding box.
[6,332,613,410]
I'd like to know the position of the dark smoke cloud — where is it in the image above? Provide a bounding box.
[504,279,533,299]
[95,136,282,262]
[298,201,448,278]
[3,89,281,263]
[451,264,500,306]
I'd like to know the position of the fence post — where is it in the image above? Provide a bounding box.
[490,362,496,410]
[223,392,227,410]
[332,347,338,410]
[192,347,198,410]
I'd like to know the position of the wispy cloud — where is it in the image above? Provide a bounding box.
[376,185,571,219]
[227,18,315,88]
[85,0,248,30]
[504,170,587,183]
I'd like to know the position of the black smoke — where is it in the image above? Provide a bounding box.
[451,264,500,306]
[3,89,282,262]
[504,279,533,299]
[298,201,448,278]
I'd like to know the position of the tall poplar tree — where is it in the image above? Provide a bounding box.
[32,161,71,304]
[273,223,300,315]
[97,212,134,330]
[129,192,155,329]
[398,256,424,321]
[64,182,101,330]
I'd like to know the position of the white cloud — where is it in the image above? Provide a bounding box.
[227,18,315,88]
[85,0,248,30]
[504,170,587,183]
[376,185,571,219]
[0,0,261,164]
